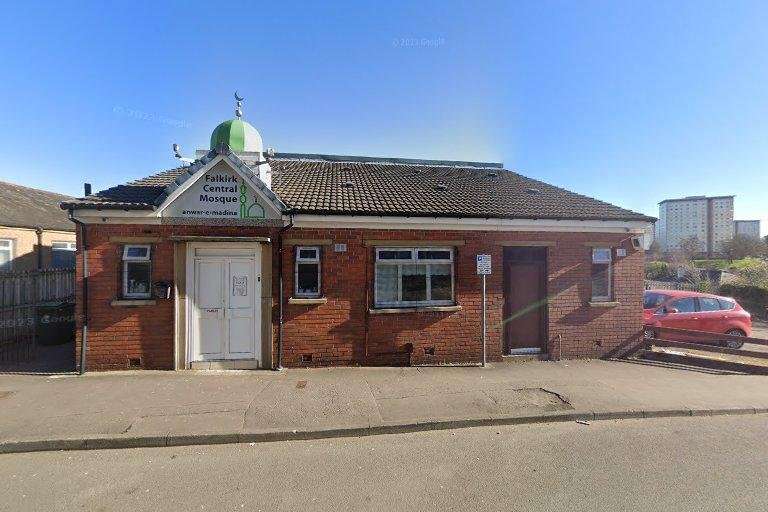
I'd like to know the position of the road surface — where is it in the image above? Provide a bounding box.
[1,415,767,511]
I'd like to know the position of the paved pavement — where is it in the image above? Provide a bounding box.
[2,414,767,511]
[752,319,768,340]
[1,359,768,453]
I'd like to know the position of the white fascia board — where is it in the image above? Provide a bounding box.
[71,209,650,233]
[71,209,159,224]
[290,214,651,233]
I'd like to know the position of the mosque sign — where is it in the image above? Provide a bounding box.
[162,166,278,221]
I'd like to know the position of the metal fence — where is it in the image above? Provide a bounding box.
[645,280,699,292]
[0,269,75,363]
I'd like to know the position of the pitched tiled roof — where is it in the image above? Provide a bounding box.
[0,181,75,231]
[61,152,654,222]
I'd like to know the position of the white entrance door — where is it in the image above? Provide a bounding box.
[192,252,261,361]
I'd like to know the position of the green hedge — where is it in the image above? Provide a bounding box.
[719,283,768,319]
[693,259,728,270]
[645,261,672,280]
[729,257,766,271]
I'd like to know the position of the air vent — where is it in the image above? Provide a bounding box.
[300,353,313,364]
[525,187,540,194]
[341,180,354,188]
[434,183,448,191]
[486,172,499,178]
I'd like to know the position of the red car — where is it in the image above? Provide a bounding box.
[643,289,752,347]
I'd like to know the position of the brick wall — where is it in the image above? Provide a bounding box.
[281,228,643,366]
[74,224,278,370]
[75,224,644,370]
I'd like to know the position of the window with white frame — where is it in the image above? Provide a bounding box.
[295,246,321,297]
[0,239,12,272]
[51,241,76,268]
[591,247,612,301]
[374,247,454,307]
[122,245,152,298]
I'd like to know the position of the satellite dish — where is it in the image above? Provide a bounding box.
[172,143,194,165]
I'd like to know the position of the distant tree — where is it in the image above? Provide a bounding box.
[722,235,767,261]
[677,236,702,262]
[646,240,661,260]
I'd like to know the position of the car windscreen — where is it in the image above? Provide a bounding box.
[643,292,670,309]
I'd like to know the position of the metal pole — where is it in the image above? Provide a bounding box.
[79,249,88,375]
[482,274,487,367]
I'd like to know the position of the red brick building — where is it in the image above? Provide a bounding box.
[62,113,654,371]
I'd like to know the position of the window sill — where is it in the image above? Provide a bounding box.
[588,301,620,308]
[111,299,156,307]
[369,305,462,315]
[288,297,328,305]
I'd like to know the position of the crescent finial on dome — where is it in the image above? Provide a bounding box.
[234,91,244,119]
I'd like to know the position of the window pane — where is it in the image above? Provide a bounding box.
[52,249,75,269]
[592,248,611,264]
[718,299,736,311]
[591,263,609,298]
[0,240,10,248]
[125,246,149,259]
[297,263,319,295]
[126,262,151,296]
[0,248,10,271]
[699,297,720,312]
[401,264,427,302]
[378,250,412,260]
[417,250,451,260]
[671,298,696,313]
[298,248,318,260]
[429,264,452,301]
[375,265,398,303]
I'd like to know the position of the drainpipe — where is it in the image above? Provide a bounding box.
[276,213,294,370]
[34,226,43,270]
[68,209,88,375]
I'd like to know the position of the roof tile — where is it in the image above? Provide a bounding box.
[60,155,653,222]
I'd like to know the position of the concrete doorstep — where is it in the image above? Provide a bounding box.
[1,359,768,455]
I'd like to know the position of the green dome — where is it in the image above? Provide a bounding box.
[210,118,263,153]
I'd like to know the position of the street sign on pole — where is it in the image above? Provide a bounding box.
[476,254,491,275]
[476,254,491,367]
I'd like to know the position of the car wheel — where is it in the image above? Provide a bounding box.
[643,327,656,340]
[724,329,745,349]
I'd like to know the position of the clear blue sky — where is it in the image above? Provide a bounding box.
[1,1,766,233]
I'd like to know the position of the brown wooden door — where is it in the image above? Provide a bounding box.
[504,250,547,354]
